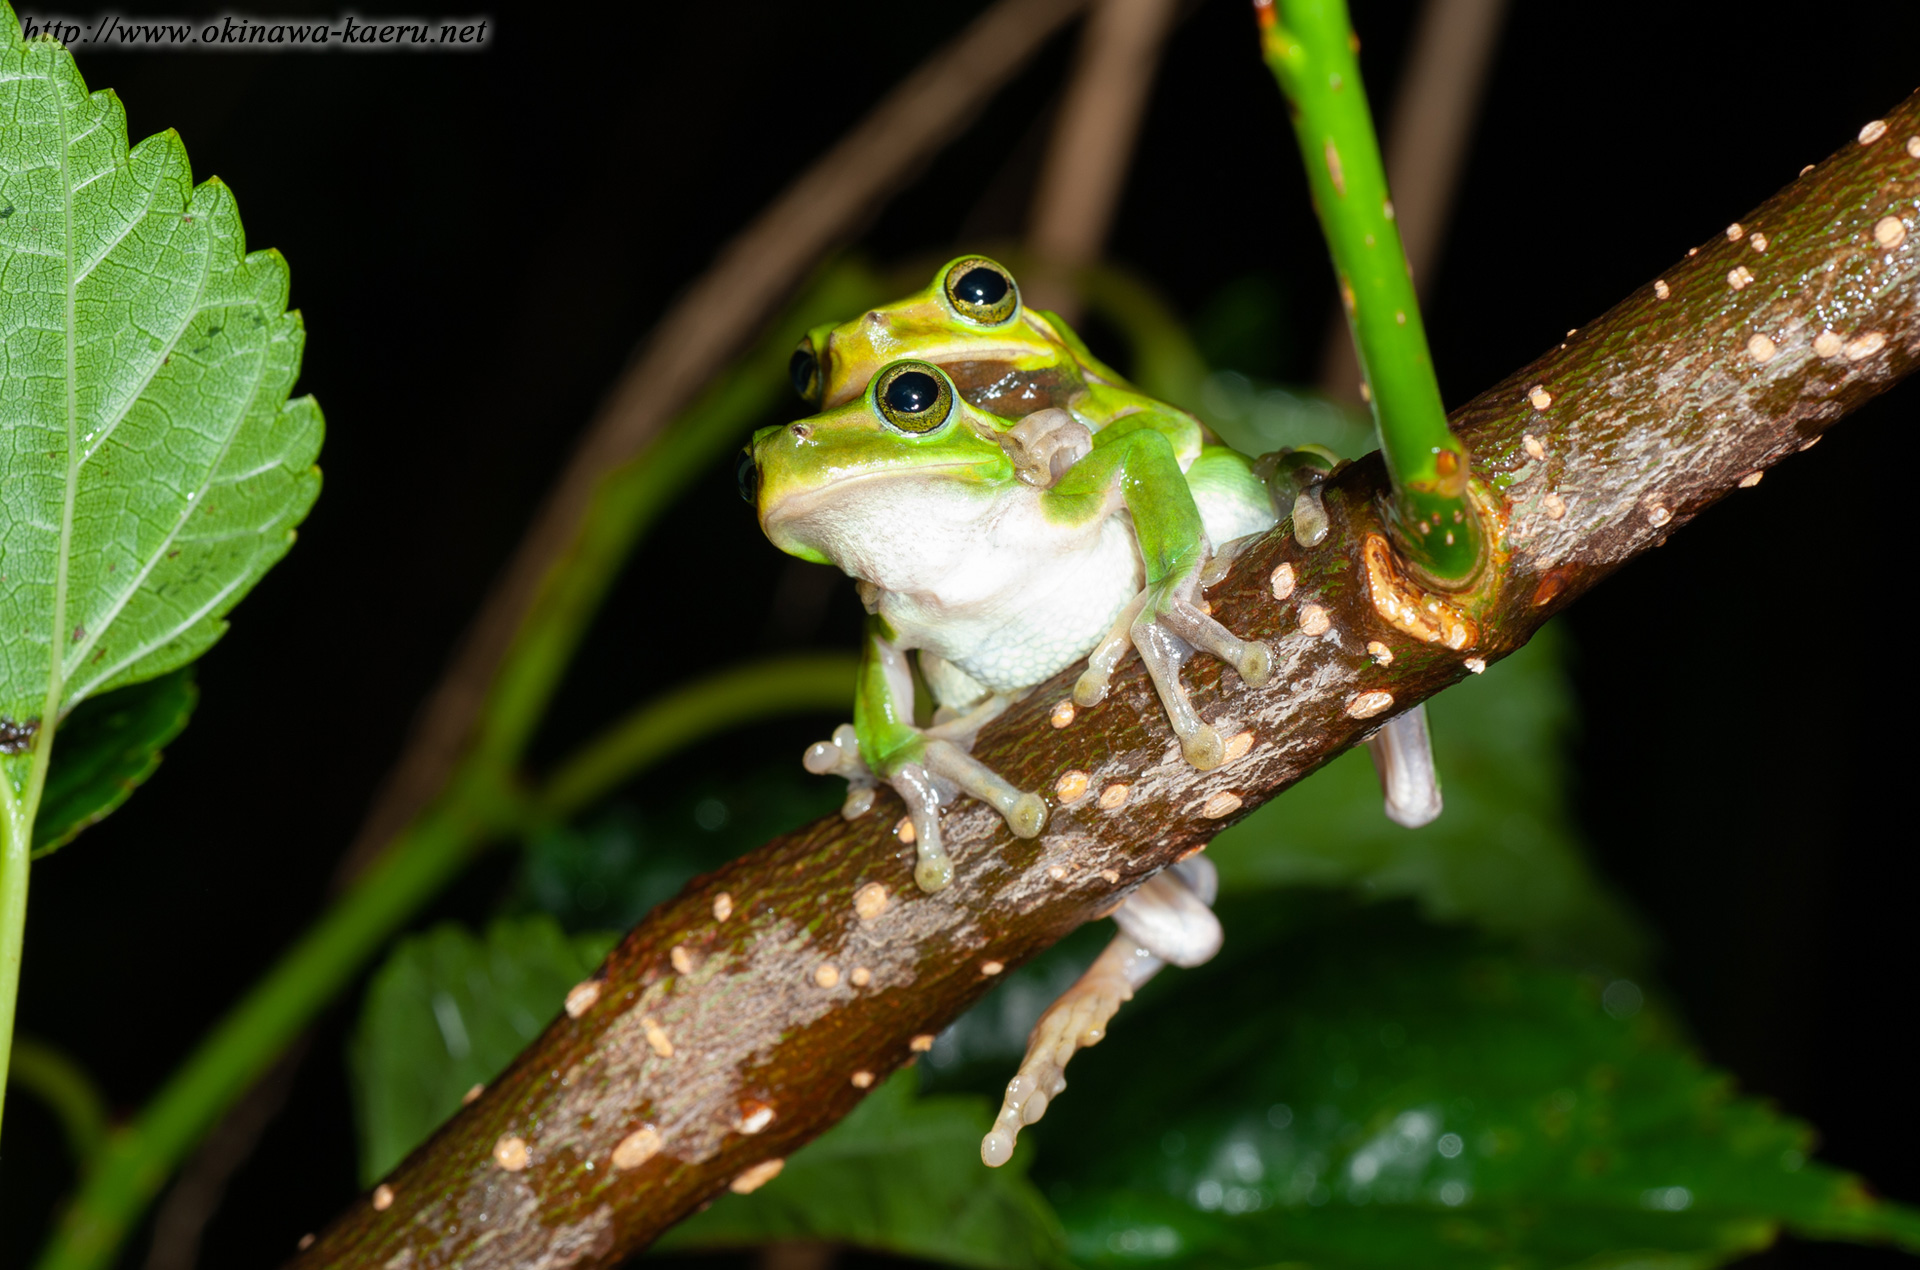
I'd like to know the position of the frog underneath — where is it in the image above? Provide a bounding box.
[741,257,1441,1164]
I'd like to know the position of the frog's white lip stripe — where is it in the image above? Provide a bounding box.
[761,462,986,526]
[918,340,1048,363]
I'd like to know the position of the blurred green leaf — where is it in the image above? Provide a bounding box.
[1075,263,1211,411]
[1211,626,1648,969]
[1190,275,1300,384]
[659,1067,1072,1270]
[348,917,617,1183]
[1071,263,1367,460]
[31,671,195,858]
[1191,370,1375,460]
[514,762,841,933]
[925,628,1641,1090]
[1033,898,1920,1270]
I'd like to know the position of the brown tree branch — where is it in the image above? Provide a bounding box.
[292,94,1920,1270]
[150,7,1094,1263]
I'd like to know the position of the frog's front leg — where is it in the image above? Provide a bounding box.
[1054,431,1273,770]
[981,856,1220,1167]
[811,616,1047,892]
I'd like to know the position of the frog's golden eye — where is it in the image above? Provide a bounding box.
[874,361,954,435]
[943,257,1019,325]
[789,342,822,405]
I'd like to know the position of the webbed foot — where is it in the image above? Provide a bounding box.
[804,723,879,819]
[982,858,1220,1166]
[804,707,1048,895]
[885,752,1047,892]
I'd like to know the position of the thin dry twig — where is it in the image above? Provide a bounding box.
[1319,0,1510,399]
[1024,0,1182,317]
[337,0,1091,885]
[141,1040,310,1270]
[293,90,1920,1270]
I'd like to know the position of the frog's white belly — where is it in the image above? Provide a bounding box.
[775,475,1141,694]
[877,510,1141,694]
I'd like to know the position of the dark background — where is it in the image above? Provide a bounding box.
[3,1,1915,1266]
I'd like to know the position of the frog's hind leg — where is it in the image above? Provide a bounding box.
[920,659,1050,841]
[981,857,1220,1167]
[887,738,1046,893]
[1367,703,1443,828]
[1061,436,1273,771]
[1141,593,1276,768]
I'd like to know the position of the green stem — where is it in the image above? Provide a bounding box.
[37,789,504,1270]
[0,781,30,1137]
[538,652,857,822]
[35,264,886,1270]
[1255,0,1482,584]
[7,1037,110,1166]
[473,263,883,768]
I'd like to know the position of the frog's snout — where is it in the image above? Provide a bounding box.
[735,448,759,505]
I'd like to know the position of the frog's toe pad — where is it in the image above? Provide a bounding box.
[1008,793,1047,839]
[981,1069,1064,1167]
[914,854,954,893]
[803,723,870,779]
[802,740,839,775]
[1071,667,1111,708]
[1237,640,1273,688]
[1182,724,1225,770]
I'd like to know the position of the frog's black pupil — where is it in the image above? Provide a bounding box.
[885,370,940,416]
[736,450,759,504]
[955,266,1009,309]
[788,348,818,401]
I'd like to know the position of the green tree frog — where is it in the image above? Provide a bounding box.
[748,258,1277,889]
[741,256,1441,1162]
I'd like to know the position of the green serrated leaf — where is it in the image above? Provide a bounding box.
[348,917,617,1184]
[30,668,194,857]
[657,1067,1072,1270]
[1210,626,1648,969]
[1031,899,1920,1270]
[0,16,322,759]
